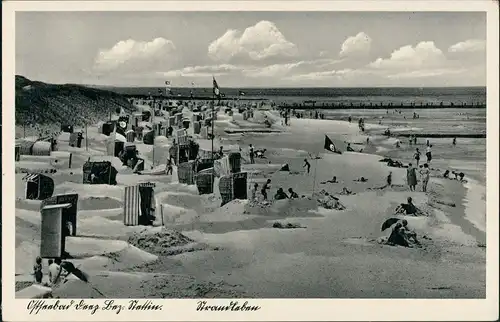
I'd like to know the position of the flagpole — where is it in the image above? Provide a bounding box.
[152,93,156,168]
[211,78,216,195]
[85,122,88,151]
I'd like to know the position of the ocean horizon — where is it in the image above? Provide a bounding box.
[98,85,486,105]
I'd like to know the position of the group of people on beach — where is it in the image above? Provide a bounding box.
[251,179,300,201]
[32,257,68,287]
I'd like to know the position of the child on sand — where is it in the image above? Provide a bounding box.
[251,183,258,200]
[261,179,271,200]
[420,163,430,192]
[346,143,355,152]
[288,188,299,199]
[33,256,43,284]
[303,159,311,175]
[166,159,173,175]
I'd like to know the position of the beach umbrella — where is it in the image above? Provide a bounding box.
[59,261,107,297]
[60,261,89,283]
[381,217,401,232]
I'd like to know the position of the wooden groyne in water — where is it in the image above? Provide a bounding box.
[285,102,486,110]
[395,133,486,138]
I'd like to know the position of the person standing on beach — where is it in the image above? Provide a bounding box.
[406,163,417,191]
[303,158,311,175]
[420,163,430,192]
[426,145,432,163]
[414,136,417,145]
[249,144,255,164]
[251,183,258,201]
[413,148,421,167]
[261,179,271,200]
[452,137,457,146]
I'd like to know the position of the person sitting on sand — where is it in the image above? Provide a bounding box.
[395,140,401,148]
[255,149,267,158]
[303,158,311,175]
[261,179,271,200]
[354,177,368,182]
[400,219,420,245]
[459,172,466,182]
[346,143,355,152]
[274,188,289,200]
[396,197,418,215]
[288,188,299,199]
[387,222,410,247]
[443,169,450,179]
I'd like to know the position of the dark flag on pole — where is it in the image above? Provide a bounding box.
[324,135,342,154]
[213,77,221,98]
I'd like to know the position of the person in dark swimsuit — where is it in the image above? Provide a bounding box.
[261,179,271,200]
[303,159,311,174]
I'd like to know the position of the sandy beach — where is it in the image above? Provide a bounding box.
[15,105,486,299]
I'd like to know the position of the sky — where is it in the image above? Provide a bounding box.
[16,11,487,88]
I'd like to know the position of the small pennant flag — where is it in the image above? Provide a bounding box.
[213,77,221,98]
[239,90,245,96]
[165,80,171,86]
[324,135,342,154]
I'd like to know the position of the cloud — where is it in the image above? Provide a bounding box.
[158,64,245,78]
[242,59,342,78]
[368,41,446,70]
[386,68,468,79]
[339,32,372,57]
[208,20,298,62]
[448,39,486,53]
[94,38,176,71]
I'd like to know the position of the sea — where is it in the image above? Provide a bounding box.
[106,86,486,106]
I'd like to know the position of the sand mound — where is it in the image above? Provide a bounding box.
[54,182,124,202]
[244,198,319,218]
[127,229,194,256]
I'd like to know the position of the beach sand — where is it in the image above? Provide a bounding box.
[14,107,486,298]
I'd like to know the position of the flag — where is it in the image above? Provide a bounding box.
[324,135,342,154]
[165,80,171,87]
[213,77,221,98]
[239,90,245,96]
[191,82,195,86]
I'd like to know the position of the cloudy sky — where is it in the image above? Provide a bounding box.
[16,11,486,87]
